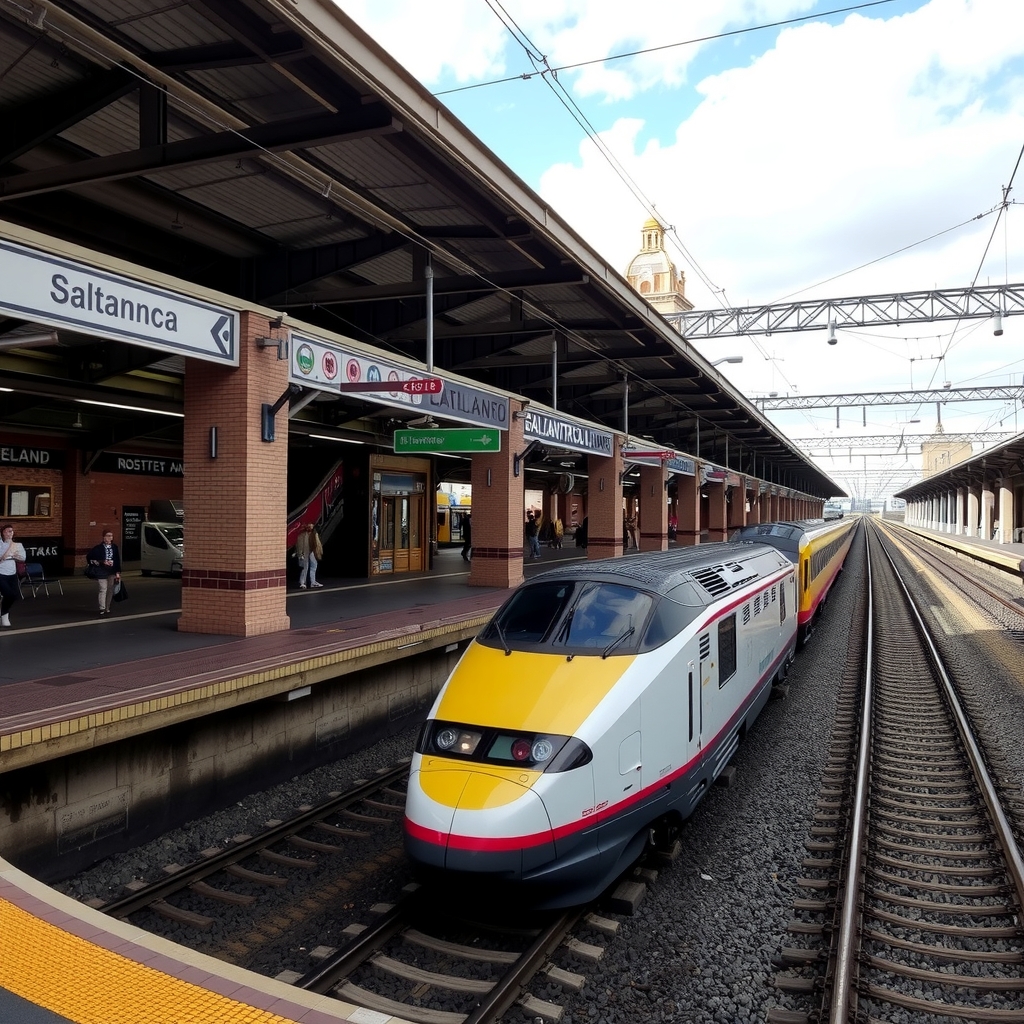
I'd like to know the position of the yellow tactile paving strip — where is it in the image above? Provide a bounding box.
[0,897,296,1024]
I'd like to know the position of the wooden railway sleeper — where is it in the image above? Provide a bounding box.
[868,869,1009,895]
[866,888,1014,914]
[188,880,256,906]
[773,974,819,993]
[773,946,825,967]
[260,849,316,869]
[871,836,1002,859]
[865,980,1024,1021]
[787,920,826,936]
[871,851,1004,876]
[150,898,215,930]
[862,926,1024,963]
[868,904,1021,937]
[289,835,344,854]
[225,863,288,887]
[791,898,829,913]
[863,952,1024,991]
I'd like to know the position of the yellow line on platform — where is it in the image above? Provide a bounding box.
[0,897,295,1024]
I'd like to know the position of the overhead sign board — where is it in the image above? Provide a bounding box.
[291,332,509,429]
[394,428,501,454]
[0,238,238,365]
[624,449,696,476]
[522,409,613,456]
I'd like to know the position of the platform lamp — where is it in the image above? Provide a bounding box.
[711,355,743,366]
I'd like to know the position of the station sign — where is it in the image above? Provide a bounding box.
[290,331,509,429]
[522,409,613,456]
[393,428,501,454]
[0,238,238,365]
[624,449,696,476]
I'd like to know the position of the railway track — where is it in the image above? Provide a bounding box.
[296,886,615,1023]
[97,763,410,931]
[771,521,1024,1022]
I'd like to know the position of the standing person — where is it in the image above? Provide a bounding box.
[0,523,26,628]
[309,524,324,587]
[461,513,472,562]
[86,529,121,617]
[294,524,321,589]
[525,512,541,559]
[295,523,323,588]
[553,517,563,549]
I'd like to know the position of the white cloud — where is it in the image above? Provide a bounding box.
[335,0,1024,491]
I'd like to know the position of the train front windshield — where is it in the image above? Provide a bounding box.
[479,580,654,656]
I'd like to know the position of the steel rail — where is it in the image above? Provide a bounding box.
[296,888,423,993]
[101,762,409,918]
[828,530,874,1021]
[462,909,582,1024]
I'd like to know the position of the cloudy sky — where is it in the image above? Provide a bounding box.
[336,0,1024,500]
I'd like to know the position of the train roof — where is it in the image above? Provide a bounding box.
[528,542,790,605]
[731,518,851,542]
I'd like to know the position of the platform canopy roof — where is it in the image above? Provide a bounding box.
[0,0,841,497]
[896,430,1024,502]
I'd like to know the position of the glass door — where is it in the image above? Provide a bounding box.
[409,495,423,571]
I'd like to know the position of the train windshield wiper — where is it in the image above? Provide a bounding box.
[493,618,511,656]
[601,625,635,659]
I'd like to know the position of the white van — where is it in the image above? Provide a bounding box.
[141,522,184,576]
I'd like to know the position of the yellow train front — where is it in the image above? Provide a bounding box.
[730,517,856,641]
[404,543,798,908]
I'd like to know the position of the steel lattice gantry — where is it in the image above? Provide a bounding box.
[668,284,1024,339]
[789,432,1012,452]
[756,385,1024,411]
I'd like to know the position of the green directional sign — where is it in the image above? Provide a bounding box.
[393,427,501,454]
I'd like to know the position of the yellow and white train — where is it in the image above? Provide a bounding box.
[730,517,857,642]
[404,541,803,907]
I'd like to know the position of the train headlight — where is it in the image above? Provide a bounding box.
[435,727,459,751]
[434,727,482,756]
[531,738,555,763]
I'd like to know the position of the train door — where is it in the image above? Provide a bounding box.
[698,632,711,747]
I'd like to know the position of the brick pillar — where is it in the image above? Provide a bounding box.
[748,485,761,525]
[707,481,727,541]
[727,478,747,533]
[586,440,624,560]
[677,473,700,546]
[179,311,290,636]
[468,402,526,588]
[638,464,668,551]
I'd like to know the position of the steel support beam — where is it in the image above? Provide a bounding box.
[670,284,1024,339]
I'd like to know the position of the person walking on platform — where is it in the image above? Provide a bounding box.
[86,529,121,617]
[0,523,26,628]
[296,523,324,588]
[461,513,472,562]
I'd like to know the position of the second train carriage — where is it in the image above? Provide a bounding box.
[404,542,798,908]
[730,517,856,641]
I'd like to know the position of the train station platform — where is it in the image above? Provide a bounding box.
[885,518,1024,577]
[0,545,589,772]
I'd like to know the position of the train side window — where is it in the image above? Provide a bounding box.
[803,560,809,591]
[718,614,737,687]
[688,669,694,741]
[780,582,786,622]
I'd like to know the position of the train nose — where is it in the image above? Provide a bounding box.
[406,764,555,877]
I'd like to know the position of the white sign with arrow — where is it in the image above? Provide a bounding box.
[0,237,239,365]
